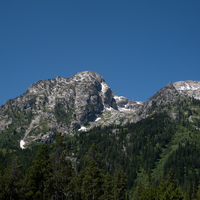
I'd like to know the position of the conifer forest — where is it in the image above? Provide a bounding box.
[1,97,200,199]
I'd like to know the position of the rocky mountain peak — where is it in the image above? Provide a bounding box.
[0,71,126,145]
[166,81,175,89]
[3,70,200,147]
[143,81,180,114]
[173,80,200,100]
[70,71,105,84]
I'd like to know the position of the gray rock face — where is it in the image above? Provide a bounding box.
[135,80,200,122]
[143,82,180,113]
[114,96,128,107]
[173,80,200,100]
[0,71,121,144]
[1,70,199,146]
[114,96,145,113]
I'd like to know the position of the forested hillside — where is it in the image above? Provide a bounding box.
[1,96,200,199]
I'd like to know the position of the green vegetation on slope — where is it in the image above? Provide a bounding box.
[1,97,200,199]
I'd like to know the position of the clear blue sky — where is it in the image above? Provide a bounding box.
[1,0,200,106]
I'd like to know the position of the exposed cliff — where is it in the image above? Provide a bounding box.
[1,70,200,147]
[0,71,143,145]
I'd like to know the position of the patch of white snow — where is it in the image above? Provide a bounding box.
[20,140,25,149]
[95,117,101,121]
[101,82,109,92]
[114,96,124,100]
[78,126,87,131]
[118,107,131,112]
[178,83,199,91]
[191,86,199,90]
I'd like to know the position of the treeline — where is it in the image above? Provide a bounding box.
[0,134,127,200]
[133,168,184,200]
[63,98,200,192]
[66,112,177,188]
[1,97,200,199]
[164,141,200,197]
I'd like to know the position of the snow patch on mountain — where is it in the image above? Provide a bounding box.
[118,107,132,112]
[20,140,25,149]
[101,82,109,93]
[178,83,199,91]
[114,96,125,100]
[106,107,113,111]
[95,117,101,121]
[78,126,88,131]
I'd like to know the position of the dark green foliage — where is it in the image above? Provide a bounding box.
[81,144,103,199]
[115,165,127,200]
[164,141,200,191]
[54,102,74,125]
[0,141,125,199]
[48,133,73,199]
[132,168,184,200]
[26,144,51,199]
[81,159,103,199]
[73,112,176,189]
[1,96,200,199]
[102,171,114,199]
[0,157,23,200]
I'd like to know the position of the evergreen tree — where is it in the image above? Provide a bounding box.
[197,185,200,200]
[66,170,81,200]
[25,144,51,200]
[19,173,30,200]
[162,168,183,200]
[155,176,167,200]
[145,168,156,200]
[133,180,145,200]
[1,157,23,200]
[0,165,5,199]
[81,159,103,200]
[102,171,114,200]
[48,133,74,199]
[116,165,127,200]
[73,169,85,200]
[162,184,183,200]
[81,143,103,200]
[192,182,197,200]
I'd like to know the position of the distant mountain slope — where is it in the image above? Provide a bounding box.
[173,80,200,100]
[0,70,200,149]
[66,96,200,191]
[1,71,200,195]
[0,71,143,146]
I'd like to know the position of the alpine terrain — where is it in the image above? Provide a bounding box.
[0,71,144,146]
[1,71,200,199]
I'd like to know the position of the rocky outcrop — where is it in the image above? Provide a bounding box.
[1,71,199,146]
[114,96,145,113]
[143,82,180,113]
[0,71,121,144]
[173,80,200,100]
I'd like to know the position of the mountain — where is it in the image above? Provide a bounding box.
[1,71,200,148]
[1,71,200,197]
[0,71,144,146]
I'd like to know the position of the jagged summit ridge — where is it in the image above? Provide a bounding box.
[1,70,143,146]
[71,71,105,83]
[173,80,200,100]
[2,70,200,147]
